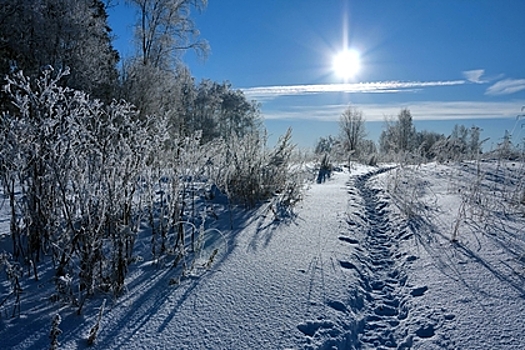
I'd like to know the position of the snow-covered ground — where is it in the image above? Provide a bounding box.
[1,161,525,349]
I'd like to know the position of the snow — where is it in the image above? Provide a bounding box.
[1,161,525,349]
[379,162,525,349]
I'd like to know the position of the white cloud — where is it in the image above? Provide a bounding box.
[486,79,525,95]
[262,100,524,122]
[242,80,466,100]
[462,69,486,84]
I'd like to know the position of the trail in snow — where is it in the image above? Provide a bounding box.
[353,169,410,348]
[342,167,457,349]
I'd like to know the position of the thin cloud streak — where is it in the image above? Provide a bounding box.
[242,80,466,99]
[486,78,525,95]
[262,101,525,122]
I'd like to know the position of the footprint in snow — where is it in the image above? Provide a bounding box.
[297,319,335,337]
[374,304,398,317]
[346,218,357,226]
[406,255,418,262]
[326,299,347,313]
[410,286,428,297]
[416,323,435,338]
[338,236,359,244]
[339,260,357,270]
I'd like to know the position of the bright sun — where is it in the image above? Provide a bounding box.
[333,49,361,80]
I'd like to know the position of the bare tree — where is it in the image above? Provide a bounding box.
[122,0,208,120]
[127,0,209,69]
[339,105,366,157]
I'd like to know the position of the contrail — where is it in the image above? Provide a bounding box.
[242,80,466,99]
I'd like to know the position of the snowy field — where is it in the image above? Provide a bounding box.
[1,161,525,349]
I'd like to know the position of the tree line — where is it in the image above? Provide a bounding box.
[0,0,262,142]
[316,105,490,165]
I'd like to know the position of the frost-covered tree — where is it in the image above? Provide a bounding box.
[429,137,467,163]
[314,135,338,155]
[379,108,416,155]
[128,0,209,69]
[122,65,261,142]
[360,139,377,158]
[396,108,416,153]
[439,124,483,160]
[171,64,197,136]
[0,0,119,102]
[192,80,260,142]
[121,66,261,142]
[122,0,209,123]
[415,130,445,159]
[468,126,482,157]
[379,120,396,154]
[121,60,180,118]
[123,0,260,143]
[451,124,469,145]
[339,105,366,157]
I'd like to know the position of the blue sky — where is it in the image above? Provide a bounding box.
[108,0,525,150]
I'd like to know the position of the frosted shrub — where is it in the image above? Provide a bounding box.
[0,253,22,318]
[141,126,222,272]
[217,131,262,208]
[1,68,163,308]
[316,153,332,184]
[263,129,304,218]
[49,314,62,350]
[0,67,305,317]
[429,138,467,163]
[219,128,303,218]
[87,299,106,345]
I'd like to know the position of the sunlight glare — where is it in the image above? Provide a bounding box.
[333,49,361,80]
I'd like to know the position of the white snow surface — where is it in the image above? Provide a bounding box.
[1,162,525,349]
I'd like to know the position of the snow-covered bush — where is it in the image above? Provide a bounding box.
[316,153,332,184]
[218,128,304,218]
[1,68,163,306]
[49,314,62,350]
[0,253,22,318]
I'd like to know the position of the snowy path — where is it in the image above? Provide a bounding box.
[343,167,458,349]
[351,169,411,348]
